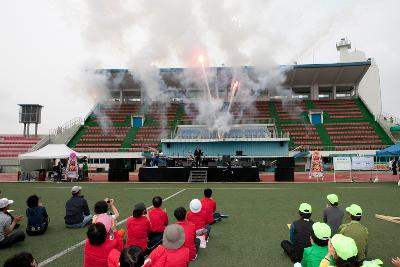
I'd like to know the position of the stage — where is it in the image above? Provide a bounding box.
[138,166,260,182]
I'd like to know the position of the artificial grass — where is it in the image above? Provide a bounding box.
[0,182,399,266]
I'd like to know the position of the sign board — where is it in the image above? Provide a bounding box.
[351,156,374,170]
[309,151,324,178]
[333,157,351,171]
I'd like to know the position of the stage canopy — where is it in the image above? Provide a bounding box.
[376,144,400,156]
[18,144,84,160]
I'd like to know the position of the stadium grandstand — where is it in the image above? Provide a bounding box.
[0,38,398,177]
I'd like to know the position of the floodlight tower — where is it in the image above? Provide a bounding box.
[336,38,352,62]
[18,104,43,137]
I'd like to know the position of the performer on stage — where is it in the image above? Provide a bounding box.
[194,146,203,168]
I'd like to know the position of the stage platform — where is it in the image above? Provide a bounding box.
[138,166,260,182]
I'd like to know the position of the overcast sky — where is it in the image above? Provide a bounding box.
[0,0,399,134]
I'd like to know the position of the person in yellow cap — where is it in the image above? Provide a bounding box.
[338,204,368,263]
[301,222,332,267]
[281,203,314,263]
[320,234,360,267]
[362,259,383,266]
[323,194,344,235]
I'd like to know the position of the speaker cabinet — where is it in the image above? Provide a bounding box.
[108,169,129,182]
[274,167,294,181]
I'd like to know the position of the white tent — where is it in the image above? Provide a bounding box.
[18,144,85,160]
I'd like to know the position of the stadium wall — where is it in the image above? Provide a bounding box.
[161,139,289,157]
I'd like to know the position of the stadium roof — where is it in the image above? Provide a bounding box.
[285,61,371,90]
[103,60,371,90]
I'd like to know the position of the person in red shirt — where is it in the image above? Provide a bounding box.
[126,202,151,252]
[146,224,189,267]
[84,223,123,267]
[201,188,228,225]
[107,246,144,267]
[186,199,211,237]
[174,207,199,261]
[147,196,169,252]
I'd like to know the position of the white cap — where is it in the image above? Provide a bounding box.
[189,199,202,213]
[71,186,82,194]
[0,198,14,209]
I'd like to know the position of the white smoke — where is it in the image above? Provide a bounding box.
[65,0,357,136]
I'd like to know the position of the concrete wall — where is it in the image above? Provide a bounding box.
[162,140,289,157]
[338,45,382,118]
[358,61,382,118]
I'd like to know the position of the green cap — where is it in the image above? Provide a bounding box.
[331,234,358,260]
[361,259,383,267]
[327,194,339,204]
[346,204,363,216]
[312,222,331,240]
[299,203,312,213]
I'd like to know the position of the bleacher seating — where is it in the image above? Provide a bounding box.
[0,136,42,158]
[68,98,392,153]
[69,102,180,153]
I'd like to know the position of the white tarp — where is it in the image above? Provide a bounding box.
[18,144,84,160]
[333,157,352,171]
[351,156,375,170]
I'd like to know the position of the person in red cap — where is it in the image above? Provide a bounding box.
[147,196,169,252]
[84,223,123,267]
[145,224,189,267]
[126,202,151,252]
[174,207,199,261]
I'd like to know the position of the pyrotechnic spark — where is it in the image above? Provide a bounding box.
[228,80,240,111]
[198,54,212,100]
[198,55,205,65]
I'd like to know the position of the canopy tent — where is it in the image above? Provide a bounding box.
[18,144,84,160]
[18,144,86,173]
[376,144,400,157]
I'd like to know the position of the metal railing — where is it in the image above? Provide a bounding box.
[289,144,392,152]
[49,117,83,136]
[379,112,400,125]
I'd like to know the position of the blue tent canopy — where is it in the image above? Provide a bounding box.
[376,144,400,156]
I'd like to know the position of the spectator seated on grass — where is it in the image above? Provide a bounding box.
[338,204,368,263]
[147,196,169,252]
[126,202,151,252]
[174,206,199,261]
[200,188,228,225]
[145,224,190,267]
[3,252,38,267]
[187,199,211,240]
[323,194,344,235]
[84,222,123,267]
[65,186,92,228]
[301,222,332,267]
[92,199,124,240]
[320,234,360,267]
[281,203,314,263]
[0,198,25,249]
[25,194,49,236]
[108,246,145,267]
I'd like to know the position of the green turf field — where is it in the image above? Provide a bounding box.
[0,182,399,266]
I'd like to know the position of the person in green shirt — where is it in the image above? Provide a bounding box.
[301,222,332,267]
[338,204,368,263]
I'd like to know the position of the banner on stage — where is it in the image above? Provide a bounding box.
[309,151,324,179]
[351,156,374,170]
[333,157,351,171]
